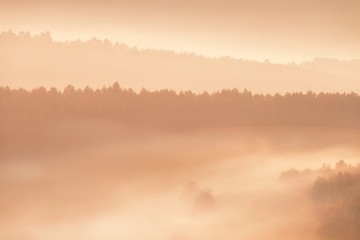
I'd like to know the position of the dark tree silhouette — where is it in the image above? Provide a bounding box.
[1,84,359,130]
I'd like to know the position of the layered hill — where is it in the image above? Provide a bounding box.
[1,31,359,93]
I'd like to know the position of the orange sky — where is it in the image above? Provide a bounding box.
[1,0,360,63]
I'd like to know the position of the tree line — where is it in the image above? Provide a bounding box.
[1,84,359,129]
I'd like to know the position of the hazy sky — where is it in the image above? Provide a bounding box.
[1,0,360,62]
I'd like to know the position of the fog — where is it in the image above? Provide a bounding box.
[2,0,359,237]
[1,122,359,240]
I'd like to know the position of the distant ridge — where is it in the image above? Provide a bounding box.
[1,31,360,93]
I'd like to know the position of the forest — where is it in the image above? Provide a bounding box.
[1,84,359,130]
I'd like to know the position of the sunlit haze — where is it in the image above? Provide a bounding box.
[1,0,360,63]
[1,1,360,240]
